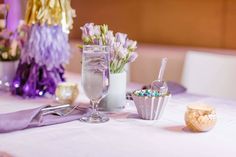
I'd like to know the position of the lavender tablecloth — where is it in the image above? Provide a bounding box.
[0,72,236,157]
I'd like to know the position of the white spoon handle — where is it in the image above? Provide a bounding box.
[158,57,168,81]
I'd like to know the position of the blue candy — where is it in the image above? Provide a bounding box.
[135,89,161,97]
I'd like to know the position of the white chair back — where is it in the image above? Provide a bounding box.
[181,51,236,100]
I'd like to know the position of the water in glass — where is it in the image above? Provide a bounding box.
[80,45,110,123]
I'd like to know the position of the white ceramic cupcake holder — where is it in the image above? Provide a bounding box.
[132,93,170,120]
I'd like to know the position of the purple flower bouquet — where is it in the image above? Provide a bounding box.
[80,23,138,73]
[80,23,138,111]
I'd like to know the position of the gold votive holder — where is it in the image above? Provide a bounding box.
[185,104,217,132]
[55,82,79,105]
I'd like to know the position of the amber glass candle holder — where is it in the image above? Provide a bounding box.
[185,104,217,132]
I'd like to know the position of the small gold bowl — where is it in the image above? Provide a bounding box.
[55,82,79,104]
[185,104,217,132]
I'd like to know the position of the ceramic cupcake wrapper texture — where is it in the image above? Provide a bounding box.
[132,92,171,120]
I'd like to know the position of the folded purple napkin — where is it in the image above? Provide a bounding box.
[142,81,187,95]
[0,105,88,133]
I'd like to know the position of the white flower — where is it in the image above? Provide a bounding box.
[1,52,8,59]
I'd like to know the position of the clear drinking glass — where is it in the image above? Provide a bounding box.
[80,45,110,123]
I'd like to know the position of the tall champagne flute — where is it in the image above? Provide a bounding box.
[80,45,110,123]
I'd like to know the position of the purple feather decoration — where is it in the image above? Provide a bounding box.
[21,24,70,69]
[11,24,70,97]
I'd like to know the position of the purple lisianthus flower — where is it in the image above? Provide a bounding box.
[0,40,5,46]
[0,29,12,39]
[16,21,29,49]
[105,30,115,46]
[80,23,94,38]
[93,25,101,36]
[80,23,101,39]
[125,39,137,50]
[110,48,115,61]
[115,32,127,45]
[113,42,127,58]
[119,48,128,59]
[128,52,138,63]
[113,42,123,55]
[93,38,103,45]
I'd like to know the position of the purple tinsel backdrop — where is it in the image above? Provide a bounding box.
[11,60,65,97]
[11,24,70,97]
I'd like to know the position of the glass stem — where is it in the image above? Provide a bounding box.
[91,100,98,113]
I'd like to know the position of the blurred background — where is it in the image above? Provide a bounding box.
[3,0,236,99]
[70,0,236,86]
[71,0,236,49]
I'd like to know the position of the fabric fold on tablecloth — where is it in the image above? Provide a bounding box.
[0,105,88,133]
